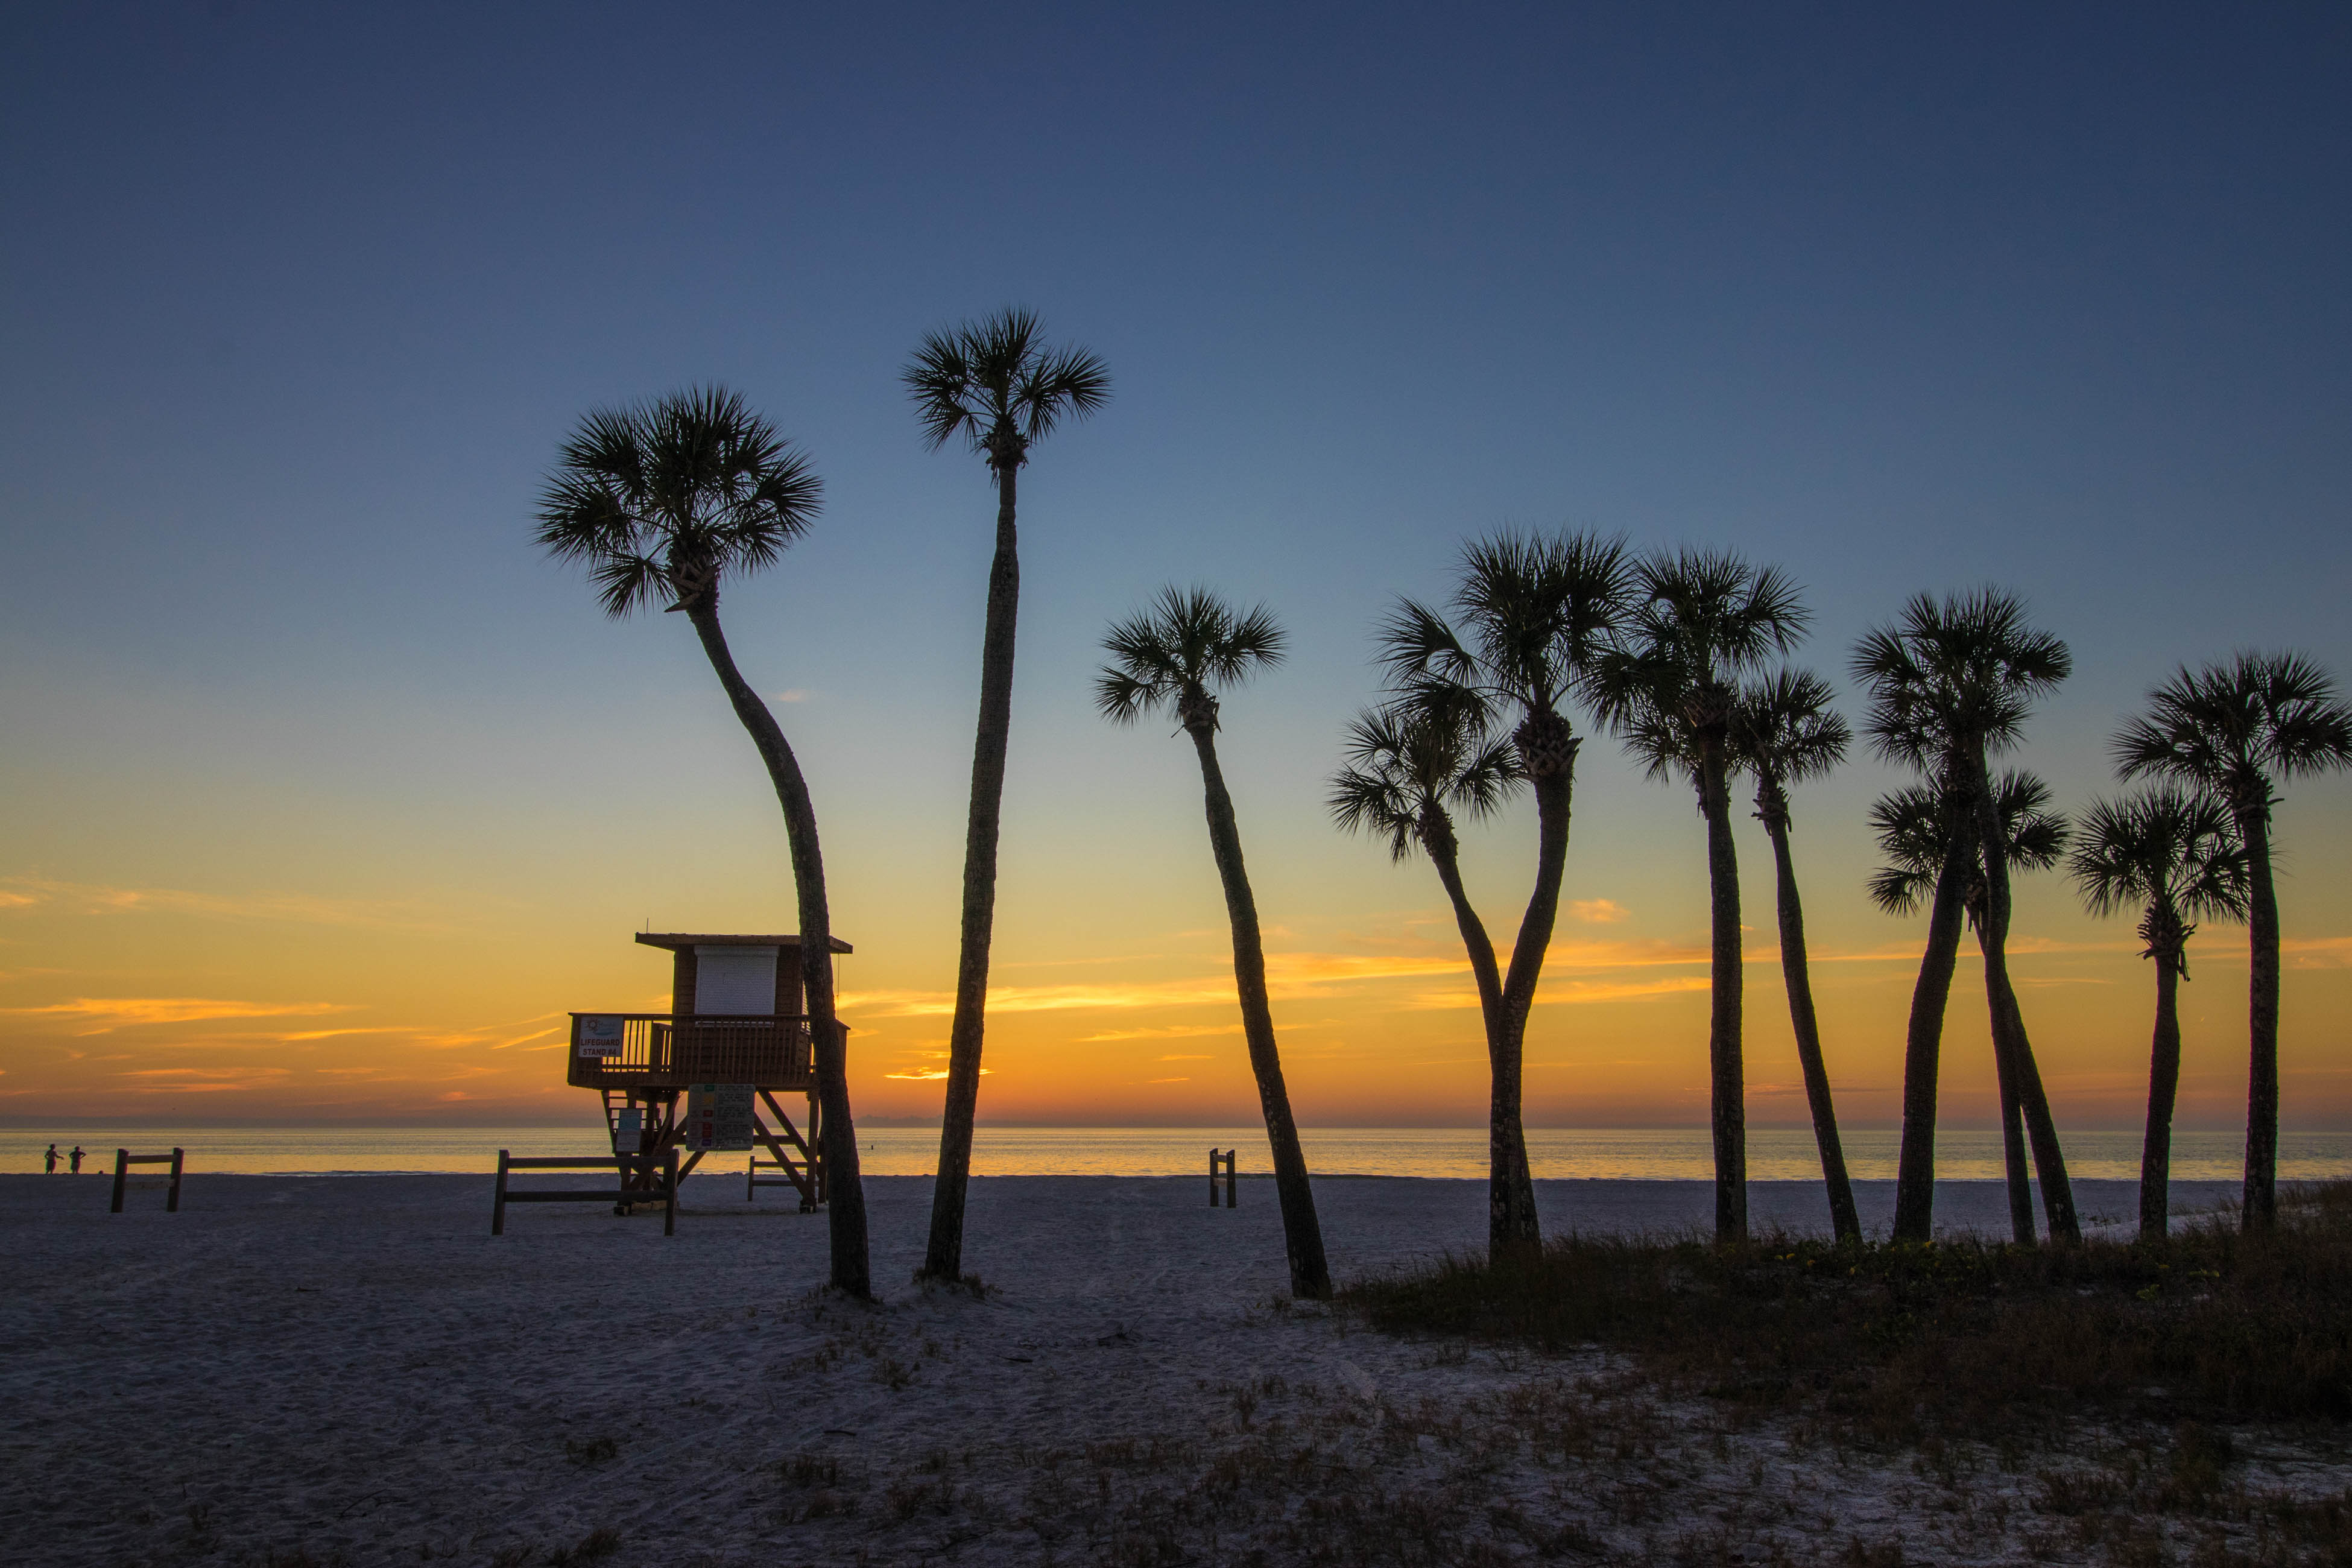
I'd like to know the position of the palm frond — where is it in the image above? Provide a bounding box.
[1097,586,1287,729]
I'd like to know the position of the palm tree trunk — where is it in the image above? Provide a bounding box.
[1979,922,2037,1245]
[923,463,1020,1282]
[2142,940,2185,1240]
[1423,817,1527,1262]
[1493,721,1577,1255]
[1699,743,1745,1244]
[1893,828,1973,1243]
[2238,801,2280,1230]
[1970,757,2079,1244]
[685,603,869,1297]
[1761,814,1859,1245]
[1187,721,1330,1298]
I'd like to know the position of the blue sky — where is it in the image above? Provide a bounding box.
[3,4,2347,1127]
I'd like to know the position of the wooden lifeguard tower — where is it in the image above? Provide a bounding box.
[566,931,850,1211]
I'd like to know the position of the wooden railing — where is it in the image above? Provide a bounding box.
[566,1013,820,1088]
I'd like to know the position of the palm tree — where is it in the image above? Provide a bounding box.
[1853,589,2078,1245]
[1729,669,1860,1245]
[2113,653,2352,1229]
[1330,682,1525,1256]
[1870,771,2069,1245]
[2070,788,2248,1238]
[1379,533,1634,1255]
[1586,550,1809,1244]
[1098,587,1330,1298]
[535,387,870,1297]
[903,308,1111,1284]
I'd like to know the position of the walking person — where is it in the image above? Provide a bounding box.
[44,1143,58,1174]
[69,1146,83,1174]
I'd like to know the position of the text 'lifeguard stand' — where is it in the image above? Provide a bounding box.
[566,931,850,1210]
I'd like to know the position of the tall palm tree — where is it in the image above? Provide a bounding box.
[1870,771,2069,1245]
[1379,533,1634,1254]
[903,308,1111,1284]
[1329,682,1525,1257]
[1729,669,1860,1245]
[535,387,870,1297]
[1098,587,1330,1298]
[1587,550,1809,1244]
[2069,788,2249,1239]
[2113,653,2352,1229]
[1853,589,2078,1245]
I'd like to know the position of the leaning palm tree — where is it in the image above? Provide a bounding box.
[1379,532,1633,1254]
[2114,653,2352,1229]
[536,387,870,1297]
[903,308,1111,1284]
[1871,771,2070,1245]
[1586,550,1809,1244]
[1330,681,1525,1256]
[2070,788,2249,1239]
[1729,669,1860,1245]
[1098,587,1330,1298]
[1853,589,2078,1245]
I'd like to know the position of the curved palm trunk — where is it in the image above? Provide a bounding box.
[924,462,1020,1282]
[1893,824,1973,1243]
[1759,806,1859,1245]
[2237,802,2280,1230]
[1698,743,1745,1243]
[1493,723,1579,1255]
[1187,720,1330,1298]
[1422,815,1523,1262]
[1970,759,2079,1244]
[2141,935,2186,1239]
[686,604,870,1297]
[1978,920,2037,1245]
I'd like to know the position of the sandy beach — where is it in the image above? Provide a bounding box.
[19,1168,2339,1567]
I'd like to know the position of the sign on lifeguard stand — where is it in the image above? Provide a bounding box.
[684,1083,754,1151]
[577,1014,626,1058]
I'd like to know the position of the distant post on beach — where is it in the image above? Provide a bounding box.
[1209,1147,1236,1208]
[110,1148,185,1213]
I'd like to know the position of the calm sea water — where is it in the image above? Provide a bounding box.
[6,1124,2348,1182]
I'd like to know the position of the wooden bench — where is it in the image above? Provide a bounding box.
[111,1148,185,1213]
[492,1149,678,1236]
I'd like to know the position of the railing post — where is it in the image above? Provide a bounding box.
[166,1148,184,1213]
[1209,1146,1218,1207]
[492,1149,510,1236]
[110,1149,129,1214]
[663,1146,679,1237]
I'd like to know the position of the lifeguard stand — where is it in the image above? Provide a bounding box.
[566,931,851,1210]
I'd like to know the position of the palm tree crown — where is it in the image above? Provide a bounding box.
[901,306,1111,475]
[2113,652,2352,813]
[1731,669,1850,826]
[1097,587,1286,732]
[1851,589,2070,773]
[1329,683,1521,862]
[2070,788,2248,964]
[1589,550,1811,767]
[534,387,823,617]
[1868,771,2069,919]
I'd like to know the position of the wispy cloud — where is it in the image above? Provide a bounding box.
[0,876,457,932]
[4,997,357,1034]
[1076,1024,1241,1043]
[770,689,812,704]
[1157,1054,1215,1061]
[115,1066,294,1093]
[1144,1076,1190,1084]
[882,1066,994,1081]
[1568,899,1628,924]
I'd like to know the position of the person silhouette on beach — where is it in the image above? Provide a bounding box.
[69,1146,84,1174]
[45,1143,58,1174]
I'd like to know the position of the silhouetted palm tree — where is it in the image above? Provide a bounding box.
[2070,788,2248,1238]
[1330,682,1525,1256]
[1587,550,1808,1244]
[1870,771,2069,1245]
[903,308,1111,1284]
[536,387,870,1296]
[1379,533,1633,1254]
[1098,588,1330,1298]
[1730,669,1859,1245]
[2113,653,2352,1229]
[1854,589,2078,1244]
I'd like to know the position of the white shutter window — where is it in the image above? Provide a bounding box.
[694,946,779,1016]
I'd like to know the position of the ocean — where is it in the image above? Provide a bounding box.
[8,1123,2349,1182]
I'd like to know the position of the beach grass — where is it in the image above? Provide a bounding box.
[1344,1181,2352,1447]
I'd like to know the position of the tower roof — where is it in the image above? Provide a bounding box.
[634,932,854,954]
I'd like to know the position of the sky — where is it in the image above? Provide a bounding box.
[2,2,2348,1134]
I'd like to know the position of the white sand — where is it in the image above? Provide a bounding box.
[0,1170,2292,1566]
